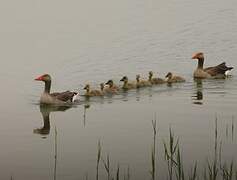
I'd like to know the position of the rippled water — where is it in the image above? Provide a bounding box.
[0,0,237,179]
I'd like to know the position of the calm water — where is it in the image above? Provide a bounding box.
[0,0,237,179]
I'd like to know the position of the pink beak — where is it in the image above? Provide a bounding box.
[34,75,43,81]
[192,54,197,59]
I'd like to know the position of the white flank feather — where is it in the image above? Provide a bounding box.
[225,70,231,76]
[72,92,80,102]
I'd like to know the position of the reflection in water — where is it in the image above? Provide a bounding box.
[136,88,141,101]
[167,82,173,88]
[232,116,235,142]
[33,104,72,138]
[121,91,129,102]
[33,104,72,179]
[225,116,235,142]
[192,79,203,105]
[83,104,90,127]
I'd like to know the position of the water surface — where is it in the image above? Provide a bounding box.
[0,0,237,179]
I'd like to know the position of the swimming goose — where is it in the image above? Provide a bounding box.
[192,52,233,78]
[120,76,137,90]
[136,74,152,88]
[105,80,119,90]
[83,84,104,97]
[165,72,185,83]
[35,74,79,104]
[104,80,119,94]
[148,71,166,84]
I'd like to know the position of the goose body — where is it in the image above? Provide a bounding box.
[192,52,233,79]
[165,72,185,83]
[148,71,166,84]
[35,74,79,104]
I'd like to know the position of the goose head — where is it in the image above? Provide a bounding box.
[192,52,204,60]
[83,84,90,91]
[35,74,51,82]
[105,80,114,87]
[149,71,153,79]
[120,76,128,82]
[165,72,173,79]
[136,74,140,82]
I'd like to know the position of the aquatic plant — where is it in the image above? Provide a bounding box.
[163,127,179,180]
[91,116,236,180]
[102,153,111,180]
[96,140,102,180]
[54,127,58,180]
[150,118,157,180]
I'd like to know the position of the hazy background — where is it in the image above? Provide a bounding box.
[0,0,237,179]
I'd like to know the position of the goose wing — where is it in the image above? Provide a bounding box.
[204,62,233,76]
[51,91,77,102]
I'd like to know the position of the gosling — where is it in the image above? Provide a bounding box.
[148,71,166,84]
[136,74,152,88]
[83,84,104,97]
[120,76,137,90]
[165,72,185,83]
[104,80,119,94]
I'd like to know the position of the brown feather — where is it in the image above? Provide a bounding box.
[51,91,77,102]
[204,62,234,76]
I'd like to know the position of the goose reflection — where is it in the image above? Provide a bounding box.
[33,104,72,137]
[192,79,203,105]
[83,104,90,127]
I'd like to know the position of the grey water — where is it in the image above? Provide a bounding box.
[0,0,237,179]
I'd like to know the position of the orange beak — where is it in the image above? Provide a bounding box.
[34,75,43,81]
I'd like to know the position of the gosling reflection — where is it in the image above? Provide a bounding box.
[192,79,203,105]
[136,88,141,101]
[34,104,71,137]
[83,104,90,127]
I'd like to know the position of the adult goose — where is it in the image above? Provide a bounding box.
[35,74,79,104]
[192,52,233,79]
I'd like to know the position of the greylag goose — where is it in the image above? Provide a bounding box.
[120,76,136,90]
[192,52,233,78]
[165,72,185,83]
[83,84,104,97]
[148,71,166,84]
[35,74,79,104]
[136,74,152,88]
